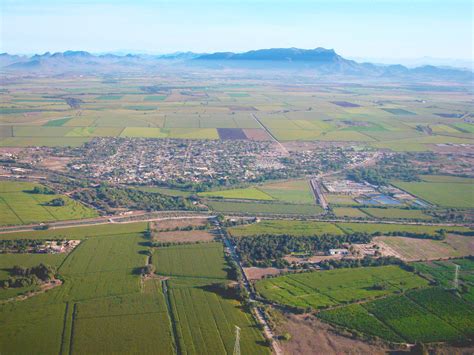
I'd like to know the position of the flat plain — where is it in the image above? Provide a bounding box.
[0,180,97,225]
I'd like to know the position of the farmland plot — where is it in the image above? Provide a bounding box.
[154,242,228,279]
[169,278,268,355]
[0,180,97,226]
[228,220,344,237]
[364,294,464,343]
[256,265,427,309]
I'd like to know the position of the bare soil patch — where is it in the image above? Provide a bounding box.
[151,217,209,231]
[276,313,389,355]
[373,234,473,261]
[243,128,272,141]
[284,254,343,265]
[37,156,72,172]
[244,267,283,280]
[153,230,216,243]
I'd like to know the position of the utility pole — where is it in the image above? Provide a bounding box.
[233,325,241,355]
[453,264,460,290]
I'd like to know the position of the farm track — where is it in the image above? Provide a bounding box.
[251,113,288,155]
[162,279,181,355]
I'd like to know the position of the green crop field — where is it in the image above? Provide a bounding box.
[361,208,432,220]
[363,292,465,343]
[259,179,315,204]
[0,180,98,226]
[0,221,148,240]
[206,200,323,215]
[326,194,360,206]
[228,219,344,237]
[153,243,228,279]
[199,187,274,200]
[319,287,473,343]
[414,258,474,289]
[0,222,268,354]
[318,304,404,342]
[168,278,268,355]
[393,180,474,208]
[154,242,268,354]
[72,291,174,354]
[255,265,428,309]
[336,222,470,235]
[333,207,368,218]
[420,175,474,184]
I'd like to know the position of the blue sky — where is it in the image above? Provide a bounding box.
[1,0,472,60]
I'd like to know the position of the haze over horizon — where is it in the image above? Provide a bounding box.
[1,0,472,65]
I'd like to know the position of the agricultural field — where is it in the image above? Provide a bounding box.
[259,179,315,204]
[374,234,474,261]
[336,222,470,235]
[392,179,474,208]
[326,194,360,206]
[153,243,228,279]
[1,77,472,152]
[414,258,474,291]
[199,187,274,200]
[318,304,404,342]
[0,221,148,240]
[332,207,368,218]
[320,287,473,343]
[168,278,268,355]
[0,223,268,354]
[255,265,428,309]
[0,180,98,226]
[153,242,268,354]
[200,179,315,204]
[206,200,323,215]
[361,208,433,220]
[363,290,468,343]
[228,219,344,237]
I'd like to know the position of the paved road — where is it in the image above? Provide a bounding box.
[1,209,470,235]
[310,178,328,210]
[0,211,214,234]
[217,222,283,355]
[251,113,289,156]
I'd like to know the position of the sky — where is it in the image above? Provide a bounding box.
[1,0,472,61]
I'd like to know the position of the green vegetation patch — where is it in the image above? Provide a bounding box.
[256,265,427,310]
[393,180,474,208]
[0,221,148,241]
[207,200,323,215]
[199,187,274,201]
[168,278,268,355]
[228,220,344,237]
[361,208,432,220]
[43,116,73,127]
[0,180,98,226]
[144,95,167,101]
[364,293,464,343]
[333,207,368,218]
[318,304,404,342]
[154,242,228,279]
[259,180,315,204]
[336,222,469,235]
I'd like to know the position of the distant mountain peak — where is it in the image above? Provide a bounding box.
[196,47,341,62]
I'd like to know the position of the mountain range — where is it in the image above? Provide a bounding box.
[1,47,472,81]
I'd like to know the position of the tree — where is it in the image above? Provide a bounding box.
[48,198,66,206]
